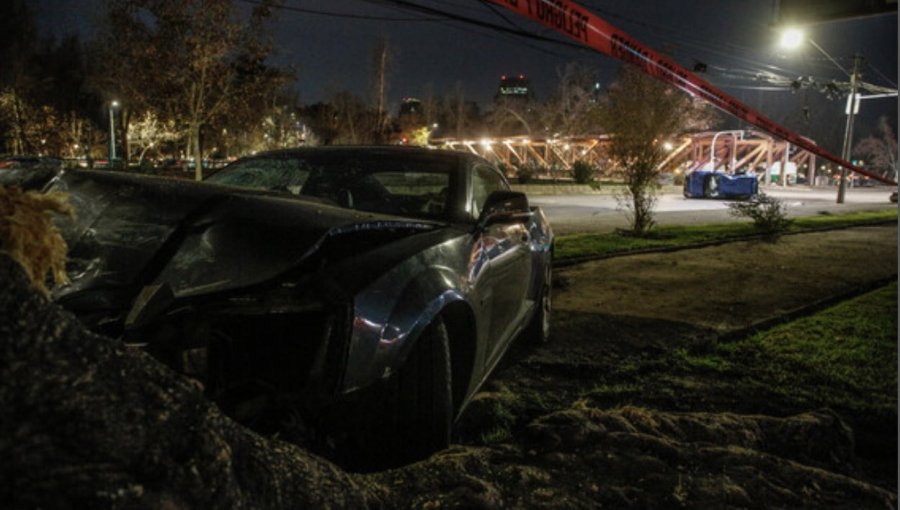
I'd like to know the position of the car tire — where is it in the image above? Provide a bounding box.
[524,261,552,344]
[395,316,453,461]
[704,175,720,198]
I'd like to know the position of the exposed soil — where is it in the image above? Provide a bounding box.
[2,225,897,509]
[554,225,898,331]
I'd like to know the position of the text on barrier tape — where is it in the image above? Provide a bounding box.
[488,0,897,186]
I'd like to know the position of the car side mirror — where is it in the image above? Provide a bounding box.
[478,190,532,228]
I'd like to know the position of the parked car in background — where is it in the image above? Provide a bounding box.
[3,146,554,466]
[683,170,759,199]
[0,155,65,170]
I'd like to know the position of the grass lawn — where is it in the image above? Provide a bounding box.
[715,282,898,416]
[555,209,898,260]
[579,282,897,436]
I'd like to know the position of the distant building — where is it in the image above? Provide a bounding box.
[495,74,533,101]
[398,97,422,118]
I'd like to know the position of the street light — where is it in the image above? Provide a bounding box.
[108,100,120,165]
[779,28,805,50]
[778,28,860,203]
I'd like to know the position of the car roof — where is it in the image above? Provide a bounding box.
[244,145,489,167]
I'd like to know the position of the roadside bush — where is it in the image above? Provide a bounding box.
[727,193,791,233]
[516,164,535,184]
[572,160,595,184]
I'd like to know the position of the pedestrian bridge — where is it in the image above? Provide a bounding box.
[432,130,841,187]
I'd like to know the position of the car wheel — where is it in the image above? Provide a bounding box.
[704,175,720,198]
[394,316,452,461]
[525,262,552,344]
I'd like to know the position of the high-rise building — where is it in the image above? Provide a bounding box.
[496,74,533,101]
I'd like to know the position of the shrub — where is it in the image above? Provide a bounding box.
[727,193,791,233]
[516,164,535,184]
[572,160,595,184]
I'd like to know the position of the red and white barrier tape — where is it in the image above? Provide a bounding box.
[489,0,897,185]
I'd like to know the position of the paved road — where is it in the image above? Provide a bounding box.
[531,187,897,234]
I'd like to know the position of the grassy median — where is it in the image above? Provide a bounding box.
[555,209,898,260]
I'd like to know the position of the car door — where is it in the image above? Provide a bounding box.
[469,164,533,367]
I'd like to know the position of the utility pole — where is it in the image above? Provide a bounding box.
[837,55,862,204]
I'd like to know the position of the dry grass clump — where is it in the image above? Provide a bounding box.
[0,185,73,297]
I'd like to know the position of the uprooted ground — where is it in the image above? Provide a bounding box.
[1,225,896,509]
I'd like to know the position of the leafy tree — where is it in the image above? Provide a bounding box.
[97,0,282,178]
[853,116,898,180]
[127,111,179,163]
[600,67,714,235]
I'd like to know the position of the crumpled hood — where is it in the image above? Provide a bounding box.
[51,171,438,310]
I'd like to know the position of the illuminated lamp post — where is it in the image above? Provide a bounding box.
[108,100,120,166]
[779,28,861,203]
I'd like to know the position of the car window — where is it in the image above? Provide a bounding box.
[206,158,309,194]
[208,152,457,221]
[471,165,508,218]
[370,171,450,215]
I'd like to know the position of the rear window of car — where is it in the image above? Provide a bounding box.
[206,157,310,194]
[207,151,457,220]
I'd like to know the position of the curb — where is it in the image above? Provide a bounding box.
[716,275,898,343]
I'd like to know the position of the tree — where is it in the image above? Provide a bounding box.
[540,62,603,136]
[853,116,898,180]
[0,3,102,157]
[444,82,481,139]
[126,111,179,163]
[97,0,282,178]
[600,66,714,235]
[369,37,394,141]
[329,90,378,145]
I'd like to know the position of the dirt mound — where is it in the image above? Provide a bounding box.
[379,404,893,509]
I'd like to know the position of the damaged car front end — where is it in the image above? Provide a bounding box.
[4,146,554,467]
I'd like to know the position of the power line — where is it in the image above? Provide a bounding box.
[865,61,898,88]
[367,0,586,51]
[236,0,440,22]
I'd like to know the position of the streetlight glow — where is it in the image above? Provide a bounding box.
[779,27,805,49]
[108,100,121,164]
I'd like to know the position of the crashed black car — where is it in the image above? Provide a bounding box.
[5,146,553,463]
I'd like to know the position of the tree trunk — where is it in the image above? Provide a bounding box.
[12,92,26,155]
[192,123,202,181]
[122,107,132,165]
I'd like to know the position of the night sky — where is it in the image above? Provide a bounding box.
[34,0,898,142]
